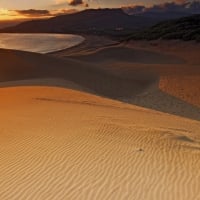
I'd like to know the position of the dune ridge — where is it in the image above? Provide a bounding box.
[53,40,200,120]
[1,42,200,120]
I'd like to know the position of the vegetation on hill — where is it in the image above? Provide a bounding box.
[128,15,200,41]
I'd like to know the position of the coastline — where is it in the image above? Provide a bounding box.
[49,34,119,56]
[0,33,85,54]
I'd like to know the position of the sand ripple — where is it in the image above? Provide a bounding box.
[0,87,200,200]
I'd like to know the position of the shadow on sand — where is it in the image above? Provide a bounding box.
[1,48,200,121]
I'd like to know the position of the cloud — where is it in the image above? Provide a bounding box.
[0,7,79,21]
[15,9,51,17]
[51,0,89,9]
[67,0,89,7]
[68,0,83,6]
[14,8,78,18]
[0,9,19,20]
[123,0,200,15]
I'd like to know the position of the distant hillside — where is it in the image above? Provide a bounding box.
[0,8,198,36]
[128,15,200,41]
[0,9,152,35]
[0,20,23,29]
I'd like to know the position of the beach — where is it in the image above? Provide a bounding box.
[0,37,200,199]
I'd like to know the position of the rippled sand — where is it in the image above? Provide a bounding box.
[0,39,200,199]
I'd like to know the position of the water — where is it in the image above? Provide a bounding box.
[0,33,84,53]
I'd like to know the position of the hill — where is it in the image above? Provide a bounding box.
[128,14,200,41]
[0,9,154,35]
[1,9,198,36]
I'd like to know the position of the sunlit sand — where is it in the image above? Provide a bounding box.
[0,39,200,199]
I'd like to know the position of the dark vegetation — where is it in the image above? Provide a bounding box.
[127,14,200,42]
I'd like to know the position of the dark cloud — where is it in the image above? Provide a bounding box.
[10,8,78,18]
[15,9,51,17]
[67,0,89,7]
[68,0,84,6]
[123,0,200,15]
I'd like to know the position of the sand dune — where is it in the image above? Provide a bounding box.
[125,40,200,107]
[128,40,200,65]
[0,38,200,199]
[66,45,184,65]
[0,86,200,200]
[53,40,200,120]
[1,43,200,121]
[0,48,152,98]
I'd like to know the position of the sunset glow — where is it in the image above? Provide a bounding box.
[0,9,18,20]
[0,0,196,21]
[0,8,52,21]
[0,9,33,20]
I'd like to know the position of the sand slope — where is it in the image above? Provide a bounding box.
[0,39,200,199]
[53,40,200,120]
[0,86,200,200]
[0,49,151,98]
[1,44,200,121]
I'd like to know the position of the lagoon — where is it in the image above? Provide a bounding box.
[0,33,84,53]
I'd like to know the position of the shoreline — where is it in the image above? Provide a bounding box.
[49,34,119,56]
[0,33,85,54]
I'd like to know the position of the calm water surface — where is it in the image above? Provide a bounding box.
[0,33,84,53]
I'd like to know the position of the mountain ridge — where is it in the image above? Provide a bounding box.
[1,8,198,36]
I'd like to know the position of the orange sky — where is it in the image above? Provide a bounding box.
[0,0,196,21]
[0,9,52,21]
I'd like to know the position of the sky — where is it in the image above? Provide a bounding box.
[0,0,197,20]
[0,0,180,9]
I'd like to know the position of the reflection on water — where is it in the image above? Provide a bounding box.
[0,33,84,53]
